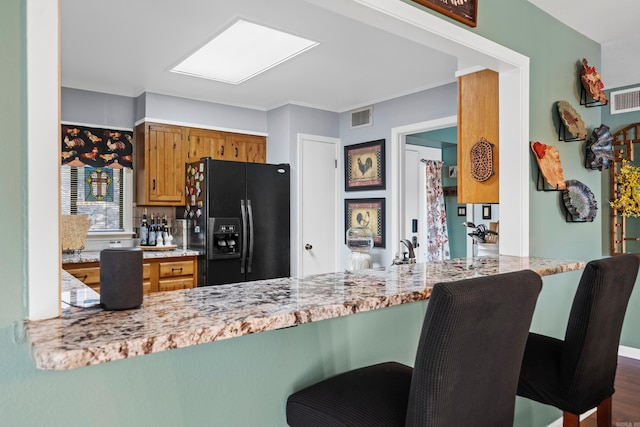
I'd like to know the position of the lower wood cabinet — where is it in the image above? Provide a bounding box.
[63,255,197,294]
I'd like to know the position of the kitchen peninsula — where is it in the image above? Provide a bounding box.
[27,256,584,370]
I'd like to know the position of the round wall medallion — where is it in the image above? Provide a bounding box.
[470,137,494,182]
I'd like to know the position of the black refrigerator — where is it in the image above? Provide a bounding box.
[184,159,290,286]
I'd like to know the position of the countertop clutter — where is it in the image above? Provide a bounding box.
[26,256,585,370]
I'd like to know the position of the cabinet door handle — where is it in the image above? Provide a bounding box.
[221,145,225,156]
[152,179,156,191]
[235,147,238,157]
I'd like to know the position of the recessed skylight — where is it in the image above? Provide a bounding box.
[170,20,318,85]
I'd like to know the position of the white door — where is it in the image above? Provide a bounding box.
[299,134,339,277]
[404,144,441,262]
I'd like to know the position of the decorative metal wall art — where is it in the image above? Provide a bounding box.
[580,58,608,106]
[557,100,587,140]
[469,137,494,182]
[531,141,566,190]
[585,124,614,170]
[562,179,597,222]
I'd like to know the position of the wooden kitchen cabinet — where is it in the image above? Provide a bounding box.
[137,121,267,205]
[157,259,195,291]
[227,133,266,163]
[457,69,499,204]
[136,122,189,206]
[64,263,101,293]
[186,128,266,163]
[63,255,197,294]
[187,128,227,162]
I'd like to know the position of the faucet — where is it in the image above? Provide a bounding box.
[392,239,416,265]
[400,239,415,261]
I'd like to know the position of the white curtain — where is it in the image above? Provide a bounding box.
[424,160,450,261]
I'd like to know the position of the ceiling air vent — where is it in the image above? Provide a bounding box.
[350,106,373,128]
[610,87,640,115]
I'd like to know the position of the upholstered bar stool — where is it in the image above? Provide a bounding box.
[286,270,543,427]
[517,254,639,427]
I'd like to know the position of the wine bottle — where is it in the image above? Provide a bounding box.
[162,215,169,243]
[139,212,149,245]
[148,213,157,246]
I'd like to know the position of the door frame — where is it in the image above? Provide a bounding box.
[391,116,457,263]
[296,133,340,277]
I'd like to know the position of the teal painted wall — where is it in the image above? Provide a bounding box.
[1,1,638,426]
[442,145,467,258]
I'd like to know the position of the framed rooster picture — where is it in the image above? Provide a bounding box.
[345,198,385,247]
[344,139,386,191]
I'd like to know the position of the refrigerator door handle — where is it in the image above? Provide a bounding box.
[247,200,254,274]
[240,200,247,274]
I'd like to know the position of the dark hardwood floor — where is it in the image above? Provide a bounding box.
[582,356,640,427]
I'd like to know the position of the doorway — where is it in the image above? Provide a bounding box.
[297,133,340,277]
[404,144,440,262]
[405,126,469,260]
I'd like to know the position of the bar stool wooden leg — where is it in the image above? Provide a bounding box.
[563,411,580,427]
[596,397,612,427]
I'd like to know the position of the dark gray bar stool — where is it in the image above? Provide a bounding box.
[100,247,143,310]
[517,254,639,427]
[286,269,543,426]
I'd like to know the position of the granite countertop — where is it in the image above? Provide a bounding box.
[62,248,200,264]
[26,255,585,370]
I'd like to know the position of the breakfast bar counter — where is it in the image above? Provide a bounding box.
[26,256,585,370]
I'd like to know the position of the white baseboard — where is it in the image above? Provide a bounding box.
[619,345,640,360]
[545,345,639,427]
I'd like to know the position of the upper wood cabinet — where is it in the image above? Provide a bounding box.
[457,69,499,204]
[185,127,266,163]
[187,128,227,162]
[227,133,266,163]
[136,122,189,206]
[136,122,267,206]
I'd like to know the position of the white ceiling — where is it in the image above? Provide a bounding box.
[60,0,458,113]
[528,0,640,90]
[61,1,639,115]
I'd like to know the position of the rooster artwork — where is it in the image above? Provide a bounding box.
[345,198,385,247]
[61,124,134,169]
[345,139,385,191]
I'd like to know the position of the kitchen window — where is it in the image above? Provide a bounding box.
[60,165,133,234]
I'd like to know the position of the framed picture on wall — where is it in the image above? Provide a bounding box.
[410,0,477,28]
[482,205,492,220]
[344,139,385,191]
[345,198,385,247]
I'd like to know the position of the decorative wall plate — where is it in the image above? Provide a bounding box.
[531,142,566,190]
[557,101,587,139]
[580,58,608,104]
[585,124,614,170]
[470,137,494,182]
[562,179,597,222]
